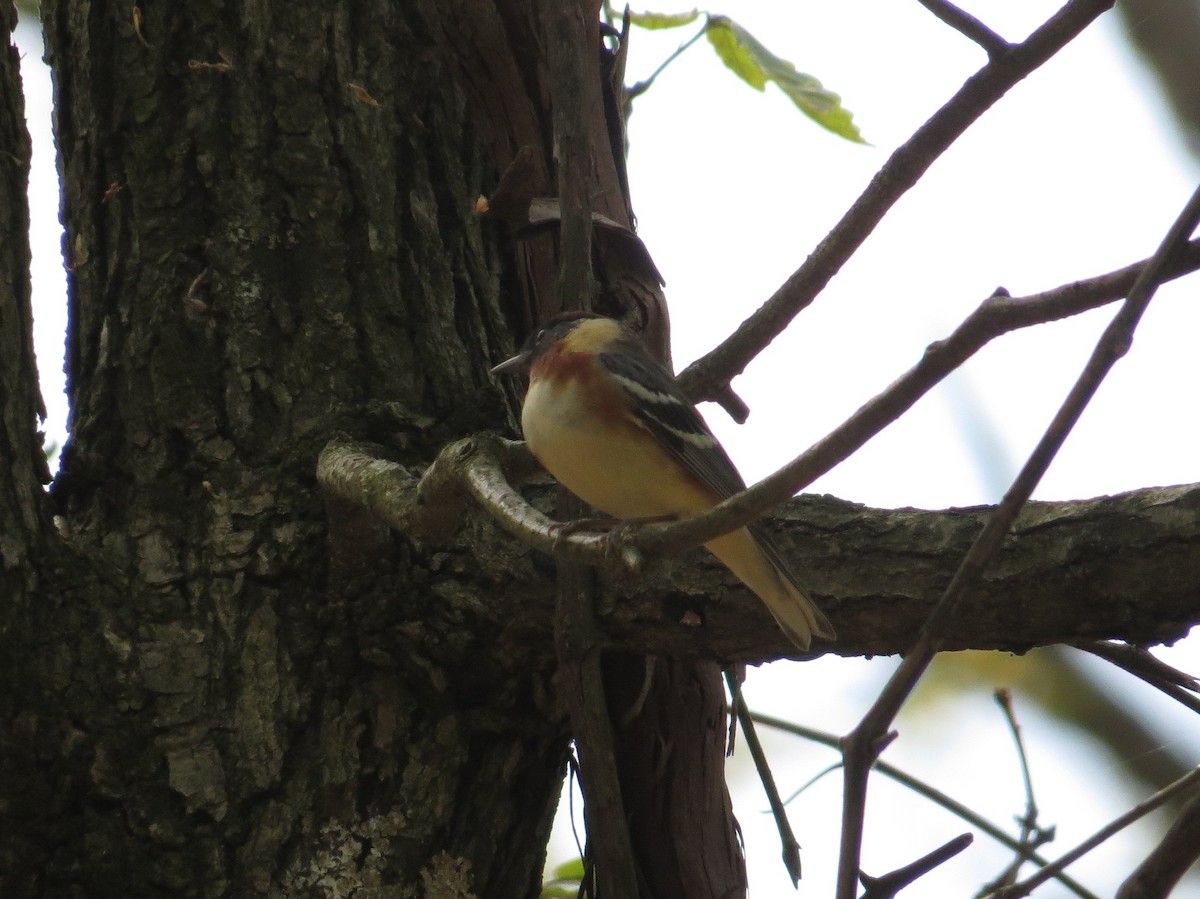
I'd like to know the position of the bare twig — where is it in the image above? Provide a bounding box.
[860,833,974,898]
[988,766,1200,898]
[835,179,1200,899]
[753,711,1101,899]
[982,690,1053,893]
[316,433,629,571]
[676,0,1117,406]
[725,672,802,885]
[914,0,1011,56]
[1079,641,1200,716]
[996,691,1039,831]
[625,22,708,102]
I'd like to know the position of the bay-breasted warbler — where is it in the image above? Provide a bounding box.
[492,311,835,650]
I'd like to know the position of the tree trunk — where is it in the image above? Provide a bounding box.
[2,0,745,895]
[6,2,572,895]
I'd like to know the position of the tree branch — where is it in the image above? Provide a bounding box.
[321,438,1200,664]
[752,710,1101,899]
[675,0,1116,408]
[636,238,1200,563]
[346,246,1200,665]
[835,178,1200,898]
[1079,641,1200,715]
[726,672,801,885]
[859,833,974,898]
[600,480,1200,661]
[987,766,1200,898]
[914,0,1010,57]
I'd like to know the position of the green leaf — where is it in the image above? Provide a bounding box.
[705,16,866,143]
[540,856,585,898]
[627,9,701,30]
[705,17,767,91]
[550,857,586,881]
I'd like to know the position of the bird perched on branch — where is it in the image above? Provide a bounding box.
[491,311,835,650]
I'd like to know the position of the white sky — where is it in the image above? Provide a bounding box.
[15,2,1200,896]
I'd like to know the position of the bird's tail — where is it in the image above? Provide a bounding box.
[705,526,835,651]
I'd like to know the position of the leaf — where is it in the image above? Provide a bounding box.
[539,856,585,898]
[705,16,865,143]
[627,9,701,30]
[550,857,586,881]
[705,17,767,91]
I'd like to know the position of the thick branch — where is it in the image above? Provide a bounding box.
[600,484,1200,662]
[319,442,1200,663]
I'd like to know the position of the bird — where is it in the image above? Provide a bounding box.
[491,310,835,650]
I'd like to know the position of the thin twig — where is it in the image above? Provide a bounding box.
[725,672,802,885]
[982,690,1052,893]
[753,711,1101,899]
[835,180,1200,899]
[914,0,1011,56]
[1079,641,1200,715]
[996,691,1039,830]
[988,766,1200,898]
[625,22,708,102]
[676,0,1117,406]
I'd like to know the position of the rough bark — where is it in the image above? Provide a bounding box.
[390,476,1200,665]
[8,2,565,896]
[0,8,56,890]
[0,3,50,583]
[597,483,1200,661]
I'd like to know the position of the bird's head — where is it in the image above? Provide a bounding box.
[490,312,626,376]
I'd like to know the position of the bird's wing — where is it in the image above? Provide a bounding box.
[599,346,828,632]
[597,348,747,502]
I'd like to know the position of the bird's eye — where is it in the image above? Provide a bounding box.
[535,327,548,343]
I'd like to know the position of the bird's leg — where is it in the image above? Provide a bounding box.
[550,513,674,541]
[548,514,675,567]
[600,515,676,567]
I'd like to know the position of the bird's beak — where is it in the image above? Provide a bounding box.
[490,350,529,377]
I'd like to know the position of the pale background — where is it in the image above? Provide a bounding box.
[14,1,1200,895]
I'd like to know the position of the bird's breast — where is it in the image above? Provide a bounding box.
[521,376,711,520]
